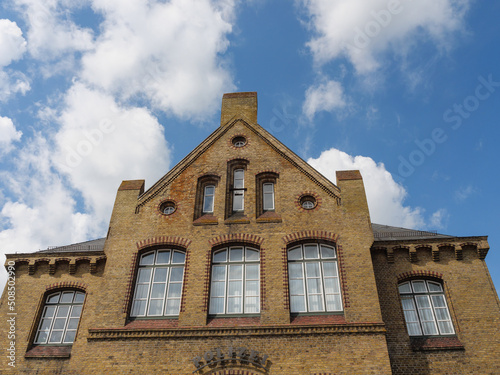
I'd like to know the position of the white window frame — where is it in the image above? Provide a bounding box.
[34,290,85,345]
[288,243,342,314]
[202,184,215,213]
[131,249,185,318]
[399,280,455,336]
[262,182,275,210]
[232,169,245,212]
[209,246,260,315]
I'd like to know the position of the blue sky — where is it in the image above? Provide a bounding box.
[0,0,499,292]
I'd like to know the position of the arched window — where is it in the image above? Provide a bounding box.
[399,280,455,336]
[34,290,85,345]
[131,249,185,317]
[209,246,260,315]
[287,243,342,313]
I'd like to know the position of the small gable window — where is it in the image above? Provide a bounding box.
[203,185,215,213]
[233,169,245,212]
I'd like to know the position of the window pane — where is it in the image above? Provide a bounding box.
[407,322,422,336]
[322,261,337,277]
[167,283,182,298]
[213,250,227,263]
[135,284,149,299]
[156,250,170,264]
[63,330,76,343]
[170,267,184,282]
[290,296,306,312]
[289,263,303,278]
[67,317,80,330]
[212,266,226,282]
[53,318,66,330]
[227,297,242,313]
[289,279,305,294]
[434,307,450,321]
[203,185,215,213]
[39,319,52,332]
[148,300,163,315]
[422,321,438,335]
[415,295,431,309]
[229,248,243,262]
[70,305,82,318]
[246,264,259,280]
[211,281,225,297]
[324,278,340,294]
[131,300,147,316]
[398,282,412,294]
[431,295,446,308]
[56,306,70,318]
[308,294,323,312]
[263,183,274,210]
[306,262,321,278]
[48,331,63,343]
[401,297,416,311]
[245,297,259,313]
[140,252,155,265]
[47,293,60,304]
[412,280,427,293]
[229,265,243,280]
[320,245,336,259]
[44,306,57,318]
[137,268,152,283]
[35,331,49,344]
[153,268,168,282]
[427,281,443,292]
[151,283,166,298]
[288,247,302,260]
[245,249,259,261]
[228,281,242,296]
[245,280,259,296]
[304,245,319,259]
[326,294,342,311]
[60,292,74,303]
[209,298,224,314]
[172,251,185,264]
[165,299,180,315]
[438,320,454,334]
[74,292,85,303]
[233,193,244,211]
[234,170,244,188]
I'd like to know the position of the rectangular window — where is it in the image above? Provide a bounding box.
[203,185,215,213]
[233,169,244,211]
[263,182,274,210]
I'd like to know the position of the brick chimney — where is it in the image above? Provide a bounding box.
[220,92,258,126]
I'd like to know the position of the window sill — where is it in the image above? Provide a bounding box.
[193,214,219,226]
[224,212,250,225]
[25,345,72,359]
[410,336,465,351]
[256,211,282,223]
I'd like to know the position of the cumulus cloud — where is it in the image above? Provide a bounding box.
[52,83,172,220]
[0,116,23,154]
[430,208,449,230]
[307,147,426,229]
[300,0,469,74]
[303,80,346,120]
[81,0,236,120]
[12,0,94,59]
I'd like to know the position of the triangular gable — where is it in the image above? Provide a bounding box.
[135,114,341,212]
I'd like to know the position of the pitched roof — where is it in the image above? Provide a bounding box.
[36,238,106,253]
[372,223,453,241]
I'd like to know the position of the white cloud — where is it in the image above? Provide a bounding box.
[430,208,449,230]
[0,116,22,154]
[303,80,346,120]
[454,185,475,202]
[13,0,94,60]
[52,83,172,220]
[0,19,27,66]
[307,147,426,229]
[81,0,236,120]
[301,0,469,74]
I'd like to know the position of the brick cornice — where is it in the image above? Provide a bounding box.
[87,322,386,341]
[136,236,192,250]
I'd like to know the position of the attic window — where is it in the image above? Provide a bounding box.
[300,195,316,210]
[232,136,247,148]
[160,201,176,215]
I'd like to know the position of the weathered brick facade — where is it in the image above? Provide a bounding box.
[1,92,499,374]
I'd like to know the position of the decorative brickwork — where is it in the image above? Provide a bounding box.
[46,281,88,292]
[282,231,338,245]
[136,236,192,250]
[208,234,265,247]
[397,271,444,282]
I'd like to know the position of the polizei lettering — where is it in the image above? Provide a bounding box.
[192,346,269,372]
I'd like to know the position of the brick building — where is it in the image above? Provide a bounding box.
[1,92,499,374]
